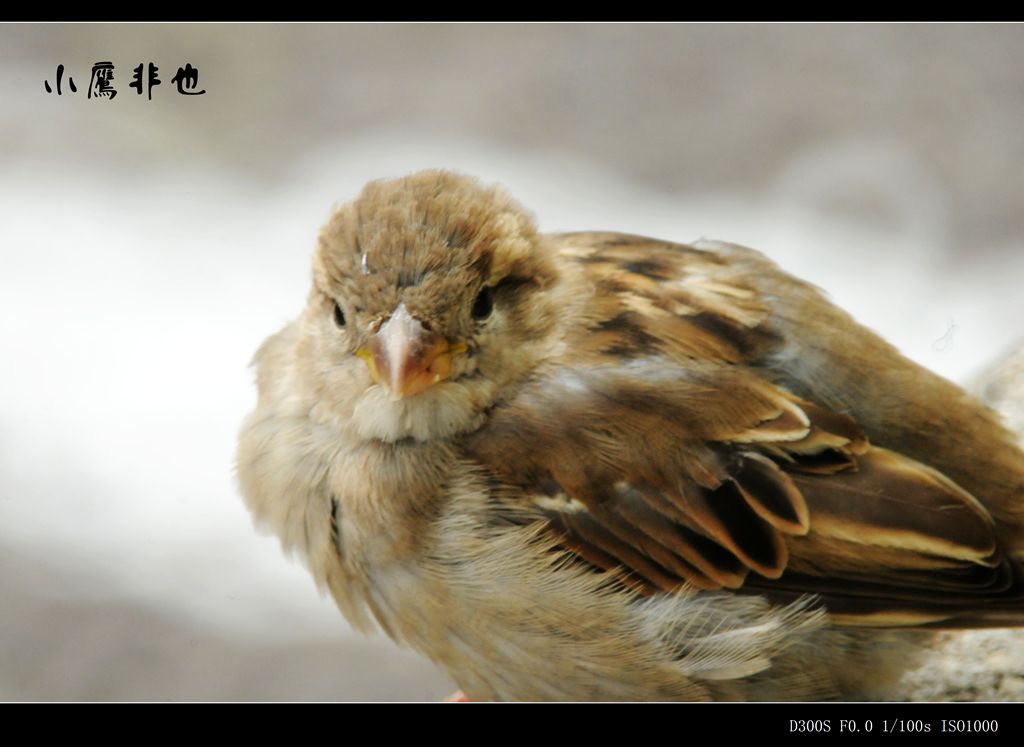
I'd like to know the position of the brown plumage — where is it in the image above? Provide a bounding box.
[237,170,1024,700]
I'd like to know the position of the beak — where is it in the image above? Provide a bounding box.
[357,303,467,400]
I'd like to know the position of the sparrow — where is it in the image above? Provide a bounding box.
[237,170,1024,701]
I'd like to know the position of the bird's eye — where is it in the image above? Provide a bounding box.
[471,286,494,320]
[333,302,346,327]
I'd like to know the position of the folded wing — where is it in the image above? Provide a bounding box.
[464,232,1024,628]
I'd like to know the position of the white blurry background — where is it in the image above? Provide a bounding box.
[1,24,1023,701]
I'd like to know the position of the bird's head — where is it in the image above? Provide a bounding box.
[297,170,564,443]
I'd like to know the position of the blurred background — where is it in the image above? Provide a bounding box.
[2,24,1023,701]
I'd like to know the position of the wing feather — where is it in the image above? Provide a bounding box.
[465,232,1024,628]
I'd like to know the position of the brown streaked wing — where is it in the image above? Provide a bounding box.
[466,231,1024,628]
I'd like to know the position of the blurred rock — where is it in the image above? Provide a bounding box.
[896,341,1024,702]
[974,341,1024,441]
[898,629,1024,701]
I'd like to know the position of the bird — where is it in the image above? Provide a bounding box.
[236,169,1024,701]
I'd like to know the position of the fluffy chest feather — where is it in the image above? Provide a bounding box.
[323,439,852,701]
